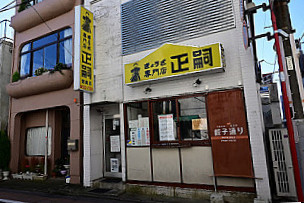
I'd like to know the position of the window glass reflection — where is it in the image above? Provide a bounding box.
[59,39,72,66]
[19,28,72,78]
[33,33,57,49]
[60,28,73,39]
[21,43,31,53]
[33,49,44,76]
[44,44,57,69]
[20,53,31,77]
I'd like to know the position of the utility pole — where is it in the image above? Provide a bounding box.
[273,0,304,119]
[270,0,304,201]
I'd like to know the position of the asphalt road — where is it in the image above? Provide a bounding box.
[0,189,138,203]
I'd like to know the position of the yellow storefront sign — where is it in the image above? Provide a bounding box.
[74,6,94,92]
[125,43,225,85]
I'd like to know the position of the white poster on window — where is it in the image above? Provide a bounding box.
[110,135,120,152]
[110,158,119,173]
[129,120,138,129]
[158,114,175,141]
[139,117,149,128]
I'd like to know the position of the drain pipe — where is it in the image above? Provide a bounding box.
[44,109,49,176]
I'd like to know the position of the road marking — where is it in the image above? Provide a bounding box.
[0,199,26,203]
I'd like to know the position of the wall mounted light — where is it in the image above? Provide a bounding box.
[193,79,202,87]
[144,87,152,94]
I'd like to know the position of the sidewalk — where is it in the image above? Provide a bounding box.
[0,178,208,203]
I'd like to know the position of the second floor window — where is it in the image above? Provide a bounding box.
[20,27,73,78]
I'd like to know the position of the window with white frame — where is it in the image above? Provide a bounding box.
[26,127,52,156]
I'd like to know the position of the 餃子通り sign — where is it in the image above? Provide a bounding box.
[125,43,225,85]
[74,6,94,92]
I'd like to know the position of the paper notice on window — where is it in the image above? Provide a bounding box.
[192,118,207,130]
[110,158,119,173]
[110,135,120,152]
[145,127,150,145]
[137,128,142,145]
[138,127,150,145]
[129,120,138,129]
[158,114,175,141]
[139,117,149,128]
[130,129,137,146]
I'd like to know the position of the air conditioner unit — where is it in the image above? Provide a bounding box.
[269,128,296,197]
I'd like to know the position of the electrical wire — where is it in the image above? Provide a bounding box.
[2,0,75,72]
[30,5,74,61]
[260,59,276,66]
[0,0,32,14]
[0,0,15,10]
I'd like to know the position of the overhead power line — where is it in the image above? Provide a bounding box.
[300,32,304,42]
[0,0,15,10]
[0,0,33,14]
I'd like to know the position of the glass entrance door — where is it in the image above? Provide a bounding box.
[104,117,122,178]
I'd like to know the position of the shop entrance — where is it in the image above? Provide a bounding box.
[103,115,121,178]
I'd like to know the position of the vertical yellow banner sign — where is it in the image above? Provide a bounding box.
[75,6,94,92]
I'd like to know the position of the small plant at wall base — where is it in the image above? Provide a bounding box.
[20,159,29,173]
[12,71,20,82]
[34,67,48,76]
[0,130,11,171]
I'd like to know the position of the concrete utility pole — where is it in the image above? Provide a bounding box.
[273,0,304,119]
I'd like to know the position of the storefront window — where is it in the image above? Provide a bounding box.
[125,94,210,147]
[179,96,208,141]
[126,102,150,146]
[152,100,178,142]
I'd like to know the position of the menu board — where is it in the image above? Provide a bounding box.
[158,114,175,141]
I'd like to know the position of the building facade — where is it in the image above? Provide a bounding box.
[0,39,13,131]
[83,0,272,202]
[7,0,84,184]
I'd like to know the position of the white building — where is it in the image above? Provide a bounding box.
[83,0,271,202]
[0,39,12,131]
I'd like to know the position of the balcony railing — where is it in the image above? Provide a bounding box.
[0,20,13,42]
